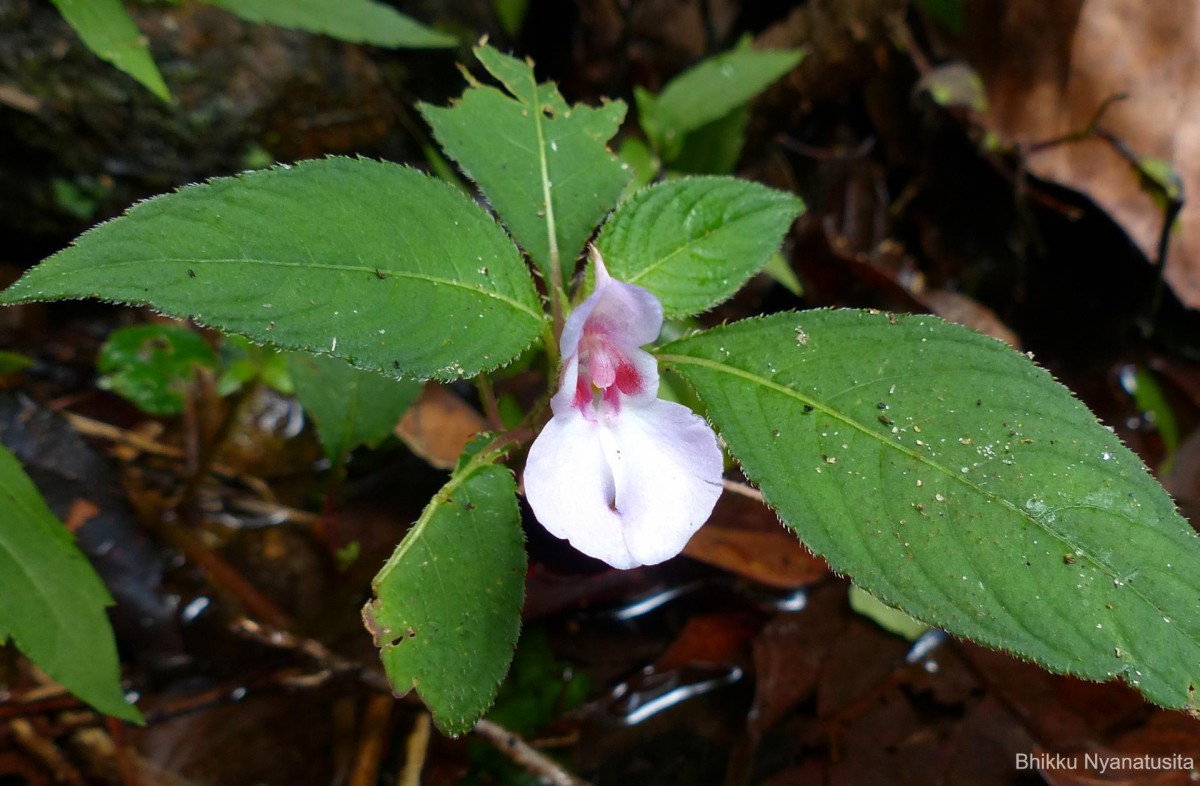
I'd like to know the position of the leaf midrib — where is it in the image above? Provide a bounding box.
[372,449,504,585]
[8,256,544,324]
[658,351,1198,653]
[526,71,560,282]
[623,189,779,286]
[619,184,796,291]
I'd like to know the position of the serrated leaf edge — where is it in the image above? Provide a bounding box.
[0,157,548,382]
[659,310,1200,701]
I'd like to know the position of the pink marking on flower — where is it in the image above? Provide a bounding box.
[573,371,591,413]
[614,359,643,396]
[524,248,723,569]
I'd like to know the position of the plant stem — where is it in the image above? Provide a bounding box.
[477,373,504,431]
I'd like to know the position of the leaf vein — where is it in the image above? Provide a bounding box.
[659,351,1200,652]
[37,256,544,323]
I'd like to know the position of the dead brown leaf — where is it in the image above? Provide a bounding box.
[748,584,847,738]
[653,611,761,672]
[394,383,486,470]
[921,289,1022,348]
[683,492,829,589]
[964,0,1200,307]
[63,498,100,533]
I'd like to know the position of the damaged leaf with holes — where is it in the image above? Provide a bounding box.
[364,447,526,735]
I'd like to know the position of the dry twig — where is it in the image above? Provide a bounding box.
[61,412,272,499]
[472,718,593,786]
[397,713,431,786]
[9,718,86,786]
[231,618,391,693]
[347,694,394,786]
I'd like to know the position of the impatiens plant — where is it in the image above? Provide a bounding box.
[2,43,1199,737]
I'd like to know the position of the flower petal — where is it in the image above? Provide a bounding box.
[524,408,640,568]
[560,251,663,359]
[524,398,724,569]
[549,354,582,417]
[606,399,724,565]
[590,253,663,349]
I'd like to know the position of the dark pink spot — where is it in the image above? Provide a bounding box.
[573,374,591,411]
[614,360,643,396]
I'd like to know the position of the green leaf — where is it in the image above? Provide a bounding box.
[52,178,105,221]
[492,0,529,36]
[763,252,803,297]
[287,352,421,462]
[670,105,749,175]
[615,137,659,200]
[0,444,141,722]
[421,45,630,287]
[915,0,965,35]
[51,0,170,101]
[217,335,294,396]
[97,324,218,416]
[636,46,802,159]
[485,627,590,735]
[422,144,470,195]
[335,540,361,571]
[363,447,525,735]
[849,585,929,641]
[661,310,1200,711]
[201,0,455,48]
[1130,367,1180,460]
[0,158,545,382]
[0,351,33,375]
[466,627,589,783]
[595,177,804,317]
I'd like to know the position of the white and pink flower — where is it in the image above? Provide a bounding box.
[523,250,723,568]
